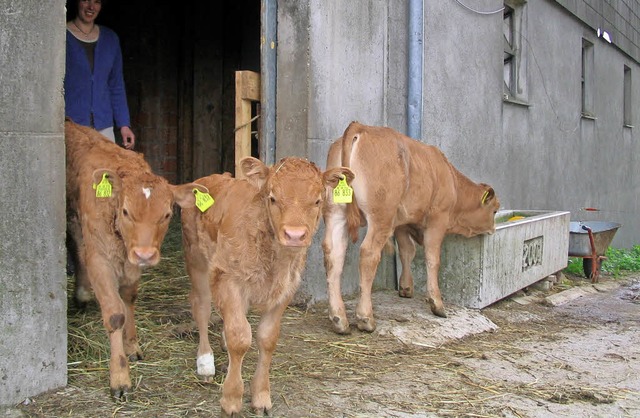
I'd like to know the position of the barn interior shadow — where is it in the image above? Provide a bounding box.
[66,0,261,184]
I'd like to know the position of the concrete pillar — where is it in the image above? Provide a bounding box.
[0,0,68,405]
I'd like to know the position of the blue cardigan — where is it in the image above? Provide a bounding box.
[64,26,131,131]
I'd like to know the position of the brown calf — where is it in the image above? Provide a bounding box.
[65,119,206,399]
[181,156,353,416]
[322,122,500,334]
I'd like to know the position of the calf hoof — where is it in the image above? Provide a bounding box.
[253,406,273,417]
[427,298,447,318]
[220,400,242,418]
[356,316,376,333]
[127,351,143,362]
[110,385,131,402]
[126,343,144,362]
[331,315,351,335]
[398,287,414,298]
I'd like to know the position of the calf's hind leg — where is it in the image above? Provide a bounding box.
[120,280,143,361]
[188,263,216,380]
[322,203,351,334]
[356,223,393,332]
[394,226,416,298]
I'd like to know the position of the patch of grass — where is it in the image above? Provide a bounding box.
[564,257,584,275]
[565,245,640,277]
[602,245,640,275]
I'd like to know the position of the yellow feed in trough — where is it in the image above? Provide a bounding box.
[508,216,525,222]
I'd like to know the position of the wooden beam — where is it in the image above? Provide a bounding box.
[235,71,260,177]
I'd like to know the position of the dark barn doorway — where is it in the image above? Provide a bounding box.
[67,0,261,183]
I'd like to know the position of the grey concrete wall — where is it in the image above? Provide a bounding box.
[278,0,639,304]
[556,0,640,62]
[499,0,639,248]
[0,0,67,406]
[279,1,408,303]
[422,0,504,190]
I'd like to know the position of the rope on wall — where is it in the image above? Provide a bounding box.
[454,0,505,15]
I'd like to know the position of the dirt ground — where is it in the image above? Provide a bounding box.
[7,266,638,418]
[7,216,640,418]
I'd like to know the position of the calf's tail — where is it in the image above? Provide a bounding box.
[341,121,364,243]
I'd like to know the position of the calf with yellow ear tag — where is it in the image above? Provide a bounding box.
[65,118,209,400]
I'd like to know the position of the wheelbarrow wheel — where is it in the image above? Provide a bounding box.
[583,258,602,279]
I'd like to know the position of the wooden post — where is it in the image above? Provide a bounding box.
[235,71,261,177]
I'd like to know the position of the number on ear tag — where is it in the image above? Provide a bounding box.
[93,173,112,198]
[333,177,353,204]
[194,189,214,213]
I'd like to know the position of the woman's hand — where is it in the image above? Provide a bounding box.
[121,126,136,149]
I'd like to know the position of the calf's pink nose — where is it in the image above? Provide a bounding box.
[284,227,308,244]
[134,247,157,262]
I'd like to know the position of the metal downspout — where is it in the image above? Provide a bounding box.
[408,0,424,140]
[395,0,424,290]
[261,0,277,165]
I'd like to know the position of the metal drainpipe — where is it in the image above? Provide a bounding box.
[396,0,424,289]
[261,0,277,165]
[408,0,424,140]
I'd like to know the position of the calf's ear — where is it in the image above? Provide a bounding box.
[481,187,496,205]
[91,168,121,198]
[323,167,355,188]
[240,157,270,189]
[172,183,210,209]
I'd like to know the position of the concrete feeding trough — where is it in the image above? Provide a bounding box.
[398,210,571,309]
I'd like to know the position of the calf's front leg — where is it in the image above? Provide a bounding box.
[251,301,289,415]
[219,301,251,416]
[87,255,132,399]
[423,225,447,318]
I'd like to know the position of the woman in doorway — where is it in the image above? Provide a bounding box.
[64,0,135,149]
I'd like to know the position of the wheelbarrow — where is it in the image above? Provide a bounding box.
[568,221,621,282]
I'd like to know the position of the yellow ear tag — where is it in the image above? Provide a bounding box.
[481,190,489,205]
[93,173,112,198]
[333,177,353,204]
[194,189,214,213]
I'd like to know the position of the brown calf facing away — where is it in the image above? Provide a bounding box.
[65,119,207,399]
[322,122,500,334]
[181,156,353,416]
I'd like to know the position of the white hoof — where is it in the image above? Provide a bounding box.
[197,352,215,376]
